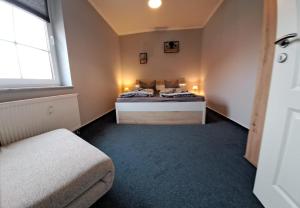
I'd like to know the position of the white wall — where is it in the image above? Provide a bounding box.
[120,29,203,90]
[201,0,263,128]
[120,0,263,128]
[0,0,263,128]
[62,0,121,125]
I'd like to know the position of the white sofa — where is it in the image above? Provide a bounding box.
[0,129,115,208]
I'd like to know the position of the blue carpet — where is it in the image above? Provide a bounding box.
[80,110,263,208]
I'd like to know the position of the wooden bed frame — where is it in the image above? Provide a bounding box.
[115,101,206,125]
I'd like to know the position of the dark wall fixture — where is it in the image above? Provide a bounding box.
[164,41,180,53]
[139,52,148,64]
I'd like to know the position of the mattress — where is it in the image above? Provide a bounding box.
[117,95,205,103]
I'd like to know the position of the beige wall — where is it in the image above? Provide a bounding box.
[120,29,203,90]
[201,0,263,128]
[0,0,121,126]
[0,0,263,128]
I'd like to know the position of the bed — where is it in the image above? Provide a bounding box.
[115,94,206,125]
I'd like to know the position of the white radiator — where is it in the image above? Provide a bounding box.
[0,94,81,146]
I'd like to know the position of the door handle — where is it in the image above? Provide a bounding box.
[275,33,298,48]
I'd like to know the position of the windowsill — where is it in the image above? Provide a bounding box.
[0,85,74,92]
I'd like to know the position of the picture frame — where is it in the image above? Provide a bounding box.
[164,41,180,53]
[139,53,148,64]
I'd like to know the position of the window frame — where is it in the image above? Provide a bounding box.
[0,2,61,89]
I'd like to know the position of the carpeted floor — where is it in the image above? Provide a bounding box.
[79,109,263,208]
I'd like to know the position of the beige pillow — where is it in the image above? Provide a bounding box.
[164,80,179,88]
[138,80,156,90]
[160,88,176,94]
[156,84,165,92]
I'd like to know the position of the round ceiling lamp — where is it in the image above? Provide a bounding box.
[148,0,162,9]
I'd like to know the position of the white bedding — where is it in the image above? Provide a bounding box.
[120,89,154,98]
[159,88,195,97]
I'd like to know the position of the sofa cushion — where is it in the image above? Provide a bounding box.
[0,129,114,208]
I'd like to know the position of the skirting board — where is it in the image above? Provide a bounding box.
[207,107,249,129]
[79,108,115,129]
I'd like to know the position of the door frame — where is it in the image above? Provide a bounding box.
[245,0,278,166]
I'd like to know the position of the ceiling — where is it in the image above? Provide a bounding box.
[89,0,224,35]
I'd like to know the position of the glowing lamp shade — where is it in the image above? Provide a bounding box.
[192,85,199,91]
[148,0,162,9]
[179,77,186,87]
[124,87,129,92]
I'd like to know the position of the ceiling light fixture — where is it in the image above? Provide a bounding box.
[148,0,162,9]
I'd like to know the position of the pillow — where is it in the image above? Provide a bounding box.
[175,88,188,93]
[160,88,176,94]
[164,80,179,88]
[138,80,156,90]
[156,84,165,92]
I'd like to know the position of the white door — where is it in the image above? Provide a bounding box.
[253,0,300,207]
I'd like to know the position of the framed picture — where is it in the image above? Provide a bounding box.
[139,53,147,64]
[164,41,180,53]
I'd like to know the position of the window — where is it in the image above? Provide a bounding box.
[0,0,60,88]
